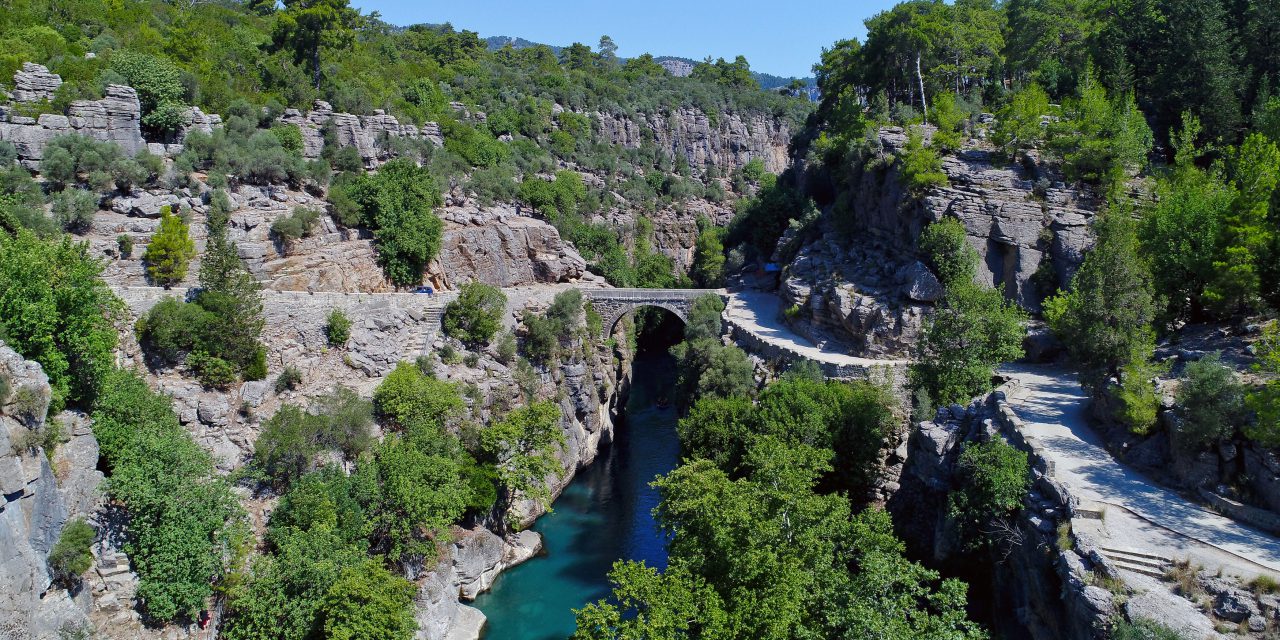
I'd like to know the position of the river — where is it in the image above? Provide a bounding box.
[472,351,680,639]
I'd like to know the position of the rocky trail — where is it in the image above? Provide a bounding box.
[1002,364,1280,581]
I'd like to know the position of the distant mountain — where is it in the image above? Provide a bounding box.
[481,35,816,98]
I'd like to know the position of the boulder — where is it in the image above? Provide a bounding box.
[12,63,61,103]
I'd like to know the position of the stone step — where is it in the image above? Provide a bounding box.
[1099,546,1173,565]
[1107,558,1168,578]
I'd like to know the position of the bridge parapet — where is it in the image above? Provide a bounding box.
[581,288,726,338]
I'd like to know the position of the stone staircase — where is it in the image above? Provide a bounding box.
[1098,545,1173,578]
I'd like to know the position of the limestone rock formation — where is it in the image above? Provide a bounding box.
[592,107,793,174]
[0,343,103,639]
[427,204,588,289]
[11,63,62,103]
[1,82,145,167]
[277,100,443,168]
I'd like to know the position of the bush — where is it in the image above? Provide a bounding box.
[1174,353,1243,450]
[328,160,443,285]
[495,331,517,365]
[188,351,237,390]
[0,231,121,412]
[51,189,98,232]
[270,207,322,244]
[144,207,196,286]
[918,218,977,287]
[443,282,507,347]
[91,369,240,622]
[326,309,352,346]
[899,126,948,194]
[40,135,155,193]
[48,518,95,585]
[117,234,134,258]
[276,366,303,394]
[949,438,1030,549]
[320,561,417,640]
[271,124,304,156]
[110,50,187,133]
[1112,618,1189,640]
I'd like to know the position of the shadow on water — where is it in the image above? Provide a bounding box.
[473,312,682,640]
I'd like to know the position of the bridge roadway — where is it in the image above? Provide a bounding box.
[110,285,908,379]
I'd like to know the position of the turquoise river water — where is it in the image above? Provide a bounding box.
[472,352,680,639]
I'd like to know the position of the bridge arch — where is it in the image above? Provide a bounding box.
[581,289,726,340]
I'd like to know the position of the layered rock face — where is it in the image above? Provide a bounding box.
[593,107,793,175]
[886,390,1112,640]
[427,204,587,290]
[278,100,444,168]
[0,344,103,639]
[780,126,1099,356]
[1,72,146,167]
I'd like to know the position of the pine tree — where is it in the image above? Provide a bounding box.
[144,207,196,287]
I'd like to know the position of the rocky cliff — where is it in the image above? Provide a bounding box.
[0,344,103,639]
[592,106,793,175]
[887,388,1112,640]
[778,126,1100,357]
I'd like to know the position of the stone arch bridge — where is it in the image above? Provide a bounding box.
[581,288,727,338]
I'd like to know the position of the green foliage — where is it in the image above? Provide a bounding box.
[949,438,1030,550]
[176,116,309,187]
[1046,206,1157,389]
[359,435,467,563]
[51,189,98,232]
[691,223,727,288]
[321,561,417,640]
[1246,325,1280,447]
[912,219,1025,405]
[0,231,120,412]
[691,55,759,90]
[276,366,303,394]
[918,217,976,287]
[271,0,363,89]
[92,368,242,622]
[117,234,134,258]
[1111,618,1190,640]
[271,206,322,244]
[443,282,507,347]
[495,330,517,365]
[144,207,196,287]
[373,362,464,450]
[48,518,96,586]
[41,135,156,193]
[326,309,352,346]
[136,235,264,382]
[1174,353,1244,450]
[271,123,305,156]
[480,400,565,516]
[1048,71,1152,187]
[187,351,237,389]
[899,126,948,194]
[520,289,591,366]
[252,388,374,490]
[327,159,443,285]
[993,84,1052,158]
[929,92,966,152]
[110,50,187,132]
[1203,134,1280,315]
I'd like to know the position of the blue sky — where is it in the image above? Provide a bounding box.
[351,1,899,78]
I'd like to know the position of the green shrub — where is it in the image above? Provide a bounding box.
[0,371,8,405]
[91,369,240,622]
[276,366,303,394]
[12,386,44,425]
[326,309,352,346]
[949,438,1030,550]
[1116,359,1163,435]
[495,331,517,365]
[271,124,304,156]
[1112,618,1189,640]
[117,234,134,258]
[919,218,977,287]
[48,518,95,585]
[188,351,237,390]
[443,282,507,347]
[320,560,417,640]
[899,126,948,194]
[1174,353,1244,450]
[51,189,98,232]
[439,343,462,365]
[144,207,196,286]
[110,50,187,133]
[270,207,322,244]
[414,354,436,378]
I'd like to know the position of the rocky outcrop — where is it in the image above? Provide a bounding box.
[427,204,588,290]
[277,100,443,168]
[592,107,793,175]
[11,62,62,103]
[1,82,145,168]
[887,389,1113,640]
[415,527,542,640]
[0,343,103,639]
